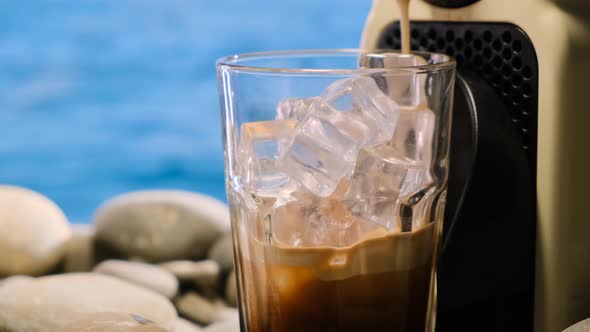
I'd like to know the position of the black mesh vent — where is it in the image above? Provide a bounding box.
[378,21,539,164]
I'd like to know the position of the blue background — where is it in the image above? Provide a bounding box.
[0,0,371,222]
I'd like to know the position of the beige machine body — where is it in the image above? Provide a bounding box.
[361,1,590,331]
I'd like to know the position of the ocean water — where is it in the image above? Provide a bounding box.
[0,0,372,222]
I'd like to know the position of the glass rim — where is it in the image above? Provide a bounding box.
[216,49,456,75]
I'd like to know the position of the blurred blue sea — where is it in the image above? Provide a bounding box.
[0,0,371,222]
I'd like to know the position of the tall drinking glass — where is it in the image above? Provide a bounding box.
[217,50,456,332]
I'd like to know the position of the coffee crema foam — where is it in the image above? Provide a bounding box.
[246,223,435,281]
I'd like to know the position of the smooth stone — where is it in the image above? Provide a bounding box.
[64,224,95,272]
[94,260,179,299]
[160,260,220,292]
[0,276,33,290]
[564,318,590,331]
[0,273,177,331]
[202,317,240,332]
[175,317,203,332]
[215,306,239,322]
[94,190,229,262]
[0,185,71,276]
[175,292,238,326]
[225,270,237,307]
[61,312,167,331]
[207,235,234,274]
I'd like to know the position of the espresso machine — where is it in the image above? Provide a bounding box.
[362,1,590,331]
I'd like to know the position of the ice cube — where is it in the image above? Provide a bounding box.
[359,53,428,108]
[327,77,400,145]
[279,77,400,197]
[398,185,437,232]
[270,195,386,248]
[238,120,298,196]
[343,144,431,231]
[389,106,436,165]
[276,97,319,121]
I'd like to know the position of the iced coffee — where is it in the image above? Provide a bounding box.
[236,210,437,332]
[229,74,442,332]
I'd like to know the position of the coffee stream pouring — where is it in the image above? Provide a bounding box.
[363,0,590,331]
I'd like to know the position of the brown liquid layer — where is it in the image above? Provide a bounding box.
[237,223,436,332]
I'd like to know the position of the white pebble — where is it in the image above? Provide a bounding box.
[175,292,237,326]
[160,260,220,293]
[0,273,177,332]
[175,317,203,332]
[94,260,179,299]
[94,190,229,262]
[0,185,71,276]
